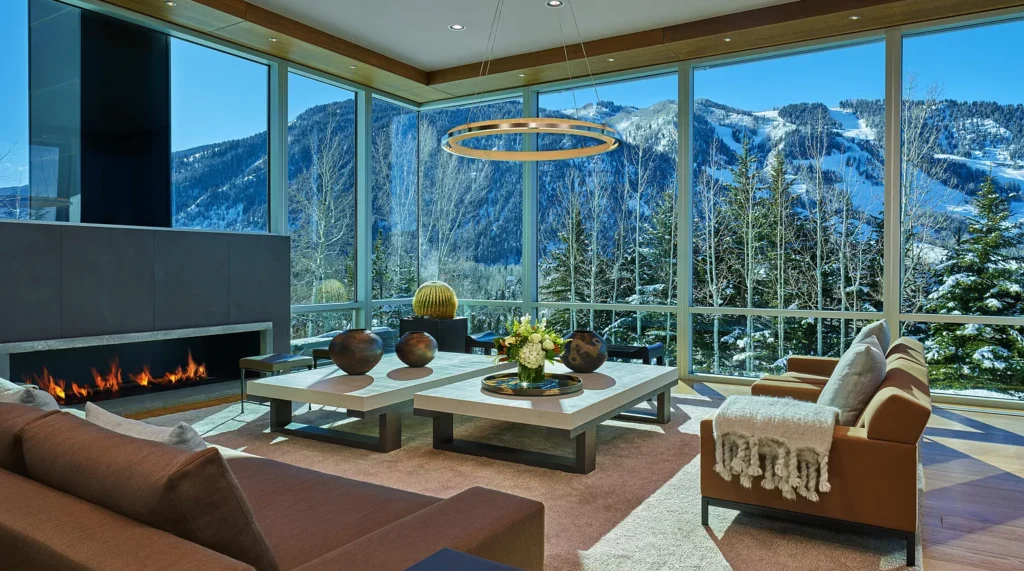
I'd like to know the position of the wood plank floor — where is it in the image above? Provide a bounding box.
[685,383,1024,570]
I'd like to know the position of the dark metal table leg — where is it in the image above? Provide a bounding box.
[240,368,246,413]
[379,410,403,452]
[432,413,454,448]
[656,387,671,423]
[270,398,292,429]
[575,426,596,474]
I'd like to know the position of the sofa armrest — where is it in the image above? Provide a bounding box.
[292,486,544,571]
[786,356,839,377]
[751,379,823,402]
[700,419,919,532]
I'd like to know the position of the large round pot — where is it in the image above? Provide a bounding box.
[561,330,608,373]
[328,329,383,375]
[395,331,437,368]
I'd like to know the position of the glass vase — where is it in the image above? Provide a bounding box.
[517,362,545,387]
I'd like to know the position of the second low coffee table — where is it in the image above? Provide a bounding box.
[246,352,513,452]
[413,361,678,474]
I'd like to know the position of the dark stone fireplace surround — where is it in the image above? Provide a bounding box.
[0,220,290,395]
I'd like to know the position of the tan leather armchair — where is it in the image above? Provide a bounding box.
[701,338,932,566]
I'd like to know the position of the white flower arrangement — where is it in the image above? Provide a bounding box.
[496,314,564,370]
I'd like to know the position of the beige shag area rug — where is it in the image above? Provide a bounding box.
[149,392,922,570]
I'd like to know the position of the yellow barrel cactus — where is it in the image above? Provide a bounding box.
[412,281,458,319]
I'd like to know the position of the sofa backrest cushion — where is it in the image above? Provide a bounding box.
[856,337,931,444]
[817,337,887,426]
[0,403,58,475]
[885,336,925,365]
[19,412,279,571]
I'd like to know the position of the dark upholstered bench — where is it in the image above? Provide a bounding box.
[465,332,499,355]
[606,342,666,366]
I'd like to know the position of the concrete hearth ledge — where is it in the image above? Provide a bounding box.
[0,322,274,379]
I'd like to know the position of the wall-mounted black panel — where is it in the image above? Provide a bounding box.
[79,11,170,228]
[0,223,63,344]
[229,232,291,352]
[0,222,289,353]
[61,225,156,338]
[154,231,231,330]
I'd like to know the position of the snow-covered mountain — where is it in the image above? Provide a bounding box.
[4,96,1022,228]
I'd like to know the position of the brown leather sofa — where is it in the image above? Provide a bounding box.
[700,337,931,566]
[0,403,544,571]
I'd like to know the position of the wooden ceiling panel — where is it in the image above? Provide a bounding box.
[96,0,1024,104]
[434,44,680,99]
[212,19,426,96]
[102,0,244,32]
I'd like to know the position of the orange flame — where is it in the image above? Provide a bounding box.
[130,365,153,387]
[23,349,208,403]
[91,357,122,393]
[24,367,66,402]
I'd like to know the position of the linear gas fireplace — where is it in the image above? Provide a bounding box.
[0,323,272,406]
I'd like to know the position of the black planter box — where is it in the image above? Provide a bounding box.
[399,317,468,353]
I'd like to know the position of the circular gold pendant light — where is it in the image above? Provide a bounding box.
[443,0,621,161]
[442,119,619,161]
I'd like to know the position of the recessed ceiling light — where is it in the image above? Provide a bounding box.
[164,1,176,5]
[518,73,526,77]
[546,1,564,7]
[849,15,861,20]
[449,24,466,31]
[349,65,357,69]
[723,37,732,42]
[606,58,615,62]
[268,37,278,42]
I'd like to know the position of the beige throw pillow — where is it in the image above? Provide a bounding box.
[1,387,60,412]
[817,337,887,426]
[852,319,890,352]
[85,402,207,452]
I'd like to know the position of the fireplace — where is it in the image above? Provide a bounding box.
[0,323,272,406]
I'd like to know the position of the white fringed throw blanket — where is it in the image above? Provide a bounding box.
[713,395,840,501]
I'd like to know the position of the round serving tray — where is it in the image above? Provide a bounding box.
[481,372,583,396]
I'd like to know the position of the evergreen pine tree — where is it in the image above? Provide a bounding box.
[764,150,796,366]
[924,177,1024,395]
[539,196,593,333]
[722,138,769,373]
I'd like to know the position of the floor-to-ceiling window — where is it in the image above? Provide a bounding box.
[418,98,524,334]
[287,72,357,340]
[900,19,1024,400]
[537,73,679,360]
[371,96,419,329]
[0,0,29,220]
[171,38,269,232]
[690,40,885,377]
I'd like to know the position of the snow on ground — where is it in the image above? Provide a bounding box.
[830,108,877,141]
[936,388,1023,400]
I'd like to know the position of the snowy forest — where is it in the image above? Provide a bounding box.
[5,72,1024,399]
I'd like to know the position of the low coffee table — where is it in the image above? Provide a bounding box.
[246,352,512,452]
[413,361,677,474]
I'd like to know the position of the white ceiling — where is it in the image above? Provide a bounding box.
[246,0,796,71]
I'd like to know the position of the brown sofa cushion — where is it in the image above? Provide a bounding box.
[0,469,254,571]
[227,456,439,570]
[19,412,279,571]
[0,403,58,475]
[291,487,545,571]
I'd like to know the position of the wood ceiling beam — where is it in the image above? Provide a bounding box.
[96,0,1024,103]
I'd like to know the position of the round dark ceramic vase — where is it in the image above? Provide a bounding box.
[561,330,608,373]
[395,331,438,368]
[328,329,383,375]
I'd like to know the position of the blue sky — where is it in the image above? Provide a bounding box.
[4,8,1024,181]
